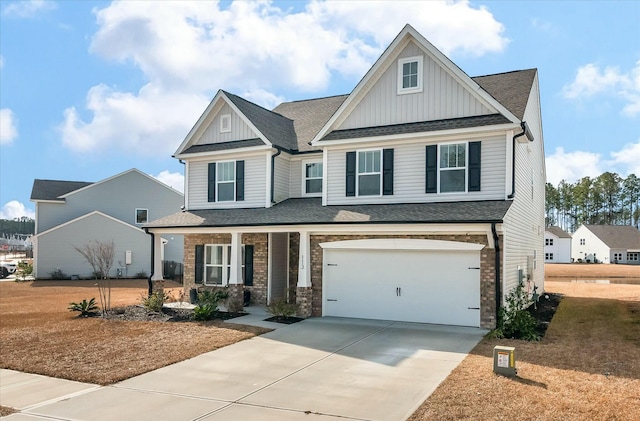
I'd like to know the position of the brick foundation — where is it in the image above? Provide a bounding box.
[226,284,244,312]
[151,279,164,293]
[296,286,312,318]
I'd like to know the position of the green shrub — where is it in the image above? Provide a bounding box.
[193,303,216,321]
[197,289,229,307]
[68,298,99,317]
[140,290,172,312]
[135,271,148,279]
[266,298,298,318]
[50,268,67,280]
[15,261,33,282]
[492,282,540,341]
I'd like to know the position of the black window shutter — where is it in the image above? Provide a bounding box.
[244,245,254,286]
[383,148,394,195]
[468,141,481,192]
[425,145,437,193]
[207,163,216,202]
[195,245,204,284]
[236,160,245,201]
[345,151,356,197]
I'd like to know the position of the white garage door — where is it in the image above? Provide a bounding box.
[322,240,482,327]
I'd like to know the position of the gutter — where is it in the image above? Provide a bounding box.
[144,228,154,297]
[491,222,501,324]
[270,147,282,203]
[507,121,533,199]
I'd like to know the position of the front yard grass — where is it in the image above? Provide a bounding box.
[410,282,640,421]
[0,280,270,385]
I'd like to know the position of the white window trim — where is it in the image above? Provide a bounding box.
[203,244,245,286]
[302,159,323,197]
[216,160,236,202]
[437,142,468,194]
[135,208,148,225]
[356,148,382,197]
[397,55,424,95]
[220,114,231,133]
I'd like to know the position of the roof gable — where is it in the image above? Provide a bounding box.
[312,24,520,144]
[30,179,93,202]
[473,69,537,120]
[33,210,145,239]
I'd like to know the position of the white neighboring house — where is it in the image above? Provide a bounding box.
[571,224,640,264]
[30,169,184,279]
[544,226,572,263]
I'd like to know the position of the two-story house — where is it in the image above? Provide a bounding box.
[30,169,184,279]
[544,226,572,263]
[572,224,640,264]
[146,25,546,329]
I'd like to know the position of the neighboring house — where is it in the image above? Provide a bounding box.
[544,226,572,263]
[571,224,640,264]
[146,24,546,329]
[30,169,184,279]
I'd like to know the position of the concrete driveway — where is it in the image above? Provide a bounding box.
[2,318,484,421]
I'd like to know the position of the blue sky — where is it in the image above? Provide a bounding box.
[1,0,639,220]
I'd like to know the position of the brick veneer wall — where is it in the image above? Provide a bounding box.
[308,234,501,329]
[183,233,268,305]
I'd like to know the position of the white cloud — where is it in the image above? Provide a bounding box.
[153,170,184,193]
[62,0,508,157]
[0,55,4,69]
[546,141,640,186]
[562,60,640,117]
[0,108,18,144]
[0,201,35,220]
[3,0,56,18]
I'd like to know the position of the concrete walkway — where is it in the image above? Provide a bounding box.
[1,318,485,421]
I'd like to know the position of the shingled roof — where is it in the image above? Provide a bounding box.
[546,226,571,239]
[145,198,512,228]
[30,179,93,202]
[584,225,640,250]
[472,69,537,120]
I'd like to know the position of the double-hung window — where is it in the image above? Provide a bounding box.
[439,143,466,193]
[135,208,148,224]
[545,238,553,246]
[357,150,381,196]
[397,56,423,94]
[217,161,235,202]
[304,161,323,196]
[204,244,245,286]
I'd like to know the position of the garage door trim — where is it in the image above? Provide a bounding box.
[320,238,485,251]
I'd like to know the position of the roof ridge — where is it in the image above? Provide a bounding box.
[472,68,537,79]
[222,90,293,122]
[276,94,350,105]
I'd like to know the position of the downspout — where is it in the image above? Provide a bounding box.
[270,147,282,204]
[492,222,501,324]
[508,121,529,199]
[144,228,154,297]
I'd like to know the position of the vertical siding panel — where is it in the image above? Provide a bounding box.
[197,103,258,145]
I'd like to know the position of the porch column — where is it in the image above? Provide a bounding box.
[296,231,312,317]
[151,233,164,292]
[227,232,244,312]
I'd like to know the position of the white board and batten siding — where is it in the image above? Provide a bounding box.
[503,73,545,300]
[338,41,495,131]
[273,154,290,204]
[196,103,259,145]
[187,151,267,209]
[325,135,507,205]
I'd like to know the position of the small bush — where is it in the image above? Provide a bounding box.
[197,289,229,307]
[140,290,172,312]
[267,298,298,318]
[15,261,33,282]
[68,298,99,317]
[193,303,216,321]
[50,268,67,280]
[492,282,540,341]
[135,271,148,279]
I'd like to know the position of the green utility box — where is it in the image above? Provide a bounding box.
[493,345,517,376]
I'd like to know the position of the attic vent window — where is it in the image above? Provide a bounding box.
[398,56,423,94]
[220,114,231,133]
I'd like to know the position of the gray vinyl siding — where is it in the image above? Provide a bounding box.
[36,171,184,234]
[502,73,545,302]
[269,232,288,302]
[187,152,267,209]
[326,136,506,205]
[338,41,494,130]
[36,213,151,279]
[197,103,259,144]
[273,154,290,203]
[289,156,303,198]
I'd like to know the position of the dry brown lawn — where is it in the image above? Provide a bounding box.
[0,280,270,385]
[410,264,640,421]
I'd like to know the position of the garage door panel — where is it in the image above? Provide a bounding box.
[323,248,480,327]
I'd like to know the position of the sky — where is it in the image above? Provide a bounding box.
[1,0,639,220]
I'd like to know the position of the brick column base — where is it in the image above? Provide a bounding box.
[296,287,312,318]
[151,280,164,294]
[227,284,244,313]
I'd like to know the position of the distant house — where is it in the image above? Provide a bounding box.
[571,224,640,264]
[30,169,184,279]
[544,226,572,263]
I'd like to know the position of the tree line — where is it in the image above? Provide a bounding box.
[0,217,35,236]
[546,172,639,232]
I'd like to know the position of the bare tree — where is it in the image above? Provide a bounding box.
[75,240,115,316]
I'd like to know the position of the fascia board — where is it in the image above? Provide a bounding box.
[176,146,272,162]
[33,210,145,239]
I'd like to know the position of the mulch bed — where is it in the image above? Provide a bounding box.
[528,292,562,337]
[102,305,247,322]
[264,315,304,324]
